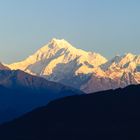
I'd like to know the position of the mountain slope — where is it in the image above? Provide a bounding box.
[0,85,140,140]
[8,38,107,89]
[0,70,76,92]
[0,70,82,123]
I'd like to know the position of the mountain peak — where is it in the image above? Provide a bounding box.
[8,38,107,89]
[48,38,75,50]
[36,38,81,56]
[123,53,135,58]
[51,38,66,43]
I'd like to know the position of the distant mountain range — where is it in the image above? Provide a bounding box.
[0,69,82,123]
[5,38,140,93]
[0,84,140,140]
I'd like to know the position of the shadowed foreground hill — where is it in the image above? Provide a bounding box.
[0,85,140,140]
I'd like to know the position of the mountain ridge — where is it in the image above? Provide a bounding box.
[5,38,140,93]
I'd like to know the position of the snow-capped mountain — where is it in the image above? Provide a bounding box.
[82,53,140,93]
[8,38,107,89]
[7,38,140,93]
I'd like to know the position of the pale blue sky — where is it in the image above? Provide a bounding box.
[0,0,140,63]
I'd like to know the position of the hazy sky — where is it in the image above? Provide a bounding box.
[0,0,140,63]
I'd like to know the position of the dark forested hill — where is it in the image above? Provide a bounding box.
[0,85,140,140]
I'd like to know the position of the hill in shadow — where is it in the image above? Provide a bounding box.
[0,85,140,140]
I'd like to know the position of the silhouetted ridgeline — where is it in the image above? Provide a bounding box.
[0,85,140,140]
